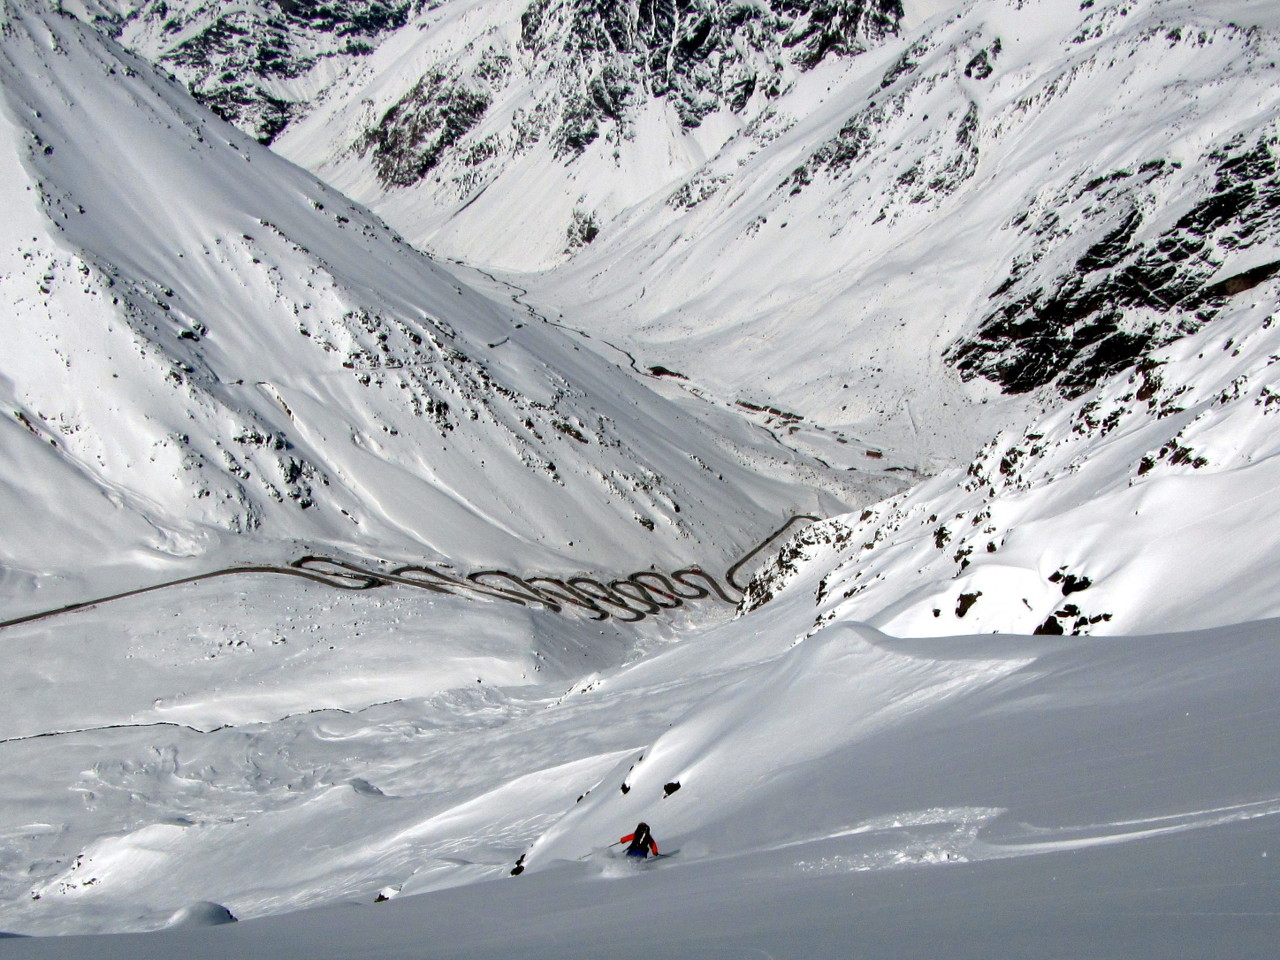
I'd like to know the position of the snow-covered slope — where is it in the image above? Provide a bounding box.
[2,0,1280,952]
[744,280,1280,638]
[264,0,1280,470]
[0,0,881,616]
[4,539,1279,952]
[272,0,905,267]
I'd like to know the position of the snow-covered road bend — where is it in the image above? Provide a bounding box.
[0,517,819,633]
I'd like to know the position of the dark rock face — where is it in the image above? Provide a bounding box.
[356,0,903,191]
[120,0,411,142]
[950,127,1280,397]
[361,75,493,188]
[519,0,903,149]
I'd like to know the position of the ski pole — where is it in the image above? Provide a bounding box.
[576,842,622,862]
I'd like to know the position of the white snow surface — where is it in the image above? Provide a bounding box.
[0,0,879,617]
[277,0,1280,465]
[1,0,1280,954]
[2,568,1279,953]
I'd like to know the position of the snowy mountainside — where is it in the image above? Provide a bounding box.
[0,0,874,614]
[2,0,1280,952]
[743,279,1280,638]
[523,0,1280,465]
[77,0,412,143]
[271,0,905,269]
[117,0,1280,472]
[4,529,1280,951]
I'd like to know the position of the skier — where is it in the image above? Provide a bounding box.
[619,821,659,858]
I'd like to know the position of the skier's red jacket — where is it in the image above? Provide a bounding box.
[619,831,658,855]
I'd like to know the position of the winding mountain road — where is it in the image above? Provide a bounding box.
[0,516,819,631]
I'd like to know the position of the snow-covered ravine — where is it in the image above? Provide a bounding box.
[275,0,1280,470]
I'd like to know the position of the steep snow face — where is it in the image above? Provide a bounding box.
[518,615,1280,885]
[273,0,904,269]
[0,0,878,613]
[743,278,1280,637]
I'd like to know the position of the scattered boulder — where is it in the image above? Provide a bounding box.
[1048,568,1093,595]
[955,592,982,618]
[1033,616,1065,636]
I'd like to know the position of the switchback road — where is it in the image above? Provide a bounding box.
[0,516,819,631]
